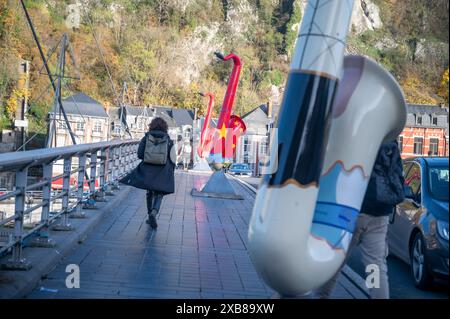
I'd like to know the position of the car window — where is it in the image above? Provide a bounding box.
[403,162,413,178]
[428,166,449,202]
[232,164,249,170]
[405,162,421,198]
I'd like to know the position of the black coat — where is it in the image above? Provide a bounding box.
[360,140,405,216]
[119,130,175,194]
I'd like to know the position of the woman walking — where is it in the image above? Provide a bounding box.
[120,117,176,228]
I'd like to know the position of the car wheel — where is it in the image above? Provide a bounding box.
[410,232,433,289]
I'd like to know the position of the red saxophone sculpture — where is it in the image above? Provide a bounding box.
[210,52,246,162]
[197,92,215,158]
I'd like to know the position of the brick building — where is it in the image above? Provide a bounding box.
[398,104,449,158]
[51,93,109,146]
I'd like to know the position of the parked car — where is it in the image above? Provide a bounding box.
[388,157,449,289]
[228,163,253,176]
[0,188,8,197]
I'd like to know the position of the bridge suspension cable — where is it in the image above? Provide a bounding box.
[85,11,133,139]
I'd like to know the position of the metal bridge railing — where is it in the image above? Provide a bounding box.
[0,139,139,270]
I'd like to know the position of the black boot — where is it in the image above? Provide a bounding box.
[146,209,158,229]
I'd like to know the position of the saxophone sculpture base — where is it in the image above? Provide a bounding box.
[192,158,212,172]
[191,170,243,200]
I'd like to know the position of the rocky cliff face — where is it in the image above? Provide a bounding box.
[351,0,383,33]
[69,0,448,99]
[297,0,383,34]
[2,0,447,131]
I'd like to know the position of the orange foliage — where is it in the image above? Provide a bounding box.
[400,73,439,105]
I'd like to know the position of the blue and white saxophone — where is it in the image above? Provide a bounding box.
[248,0,407,296]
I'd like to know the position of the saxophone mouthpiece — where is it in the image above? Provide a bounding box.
[214,51,225,60]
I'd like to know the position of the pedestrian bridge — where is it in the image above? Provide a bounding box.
[0,140,367,298]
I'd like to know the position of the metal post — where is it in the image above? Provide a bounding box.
[111,146,120,190]
[1,168,32,270]
[125,145,131,172]
[96,148,107,201]
[71,154,87,218]
[83,151,98,209]
[52,157,74,230]
[30,162,55,248]
[124,145,129,172]
[105,147,114,196]
[119,145,125,181]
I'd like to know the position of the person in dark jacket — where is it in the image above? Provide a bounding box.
[315,140,404,299]
[120,117,176,228]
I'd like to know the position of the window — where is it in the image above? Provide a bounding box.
[184,128,191,139]
[428,166,449,201]
[114,123,122,134]
[429,138,439,156]
[243,137,250,152]
[398,136,403,152]
[76,121,84,131]
[432,117,438,125]
[405,163,421,200]
[416,115,422,125]
[243,137,250,163]
[56,135,66,147]
[413,137,423,155]
[93,121,102,133]
[137,119,143,130]
[403,162,413,177]
[0,176,7,188]
[58,121,66,129]
[260,139,268,155]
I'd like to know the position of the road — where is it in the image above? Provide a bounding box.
[232,175,261,189]
[235,175,448,299]
[347,248,448,299]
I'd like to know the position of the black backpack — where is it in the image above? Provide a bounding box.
[143,134,169,165]
[365,141,405,206]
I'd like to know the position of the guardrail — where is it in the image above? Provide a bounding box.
[0,139,139,270]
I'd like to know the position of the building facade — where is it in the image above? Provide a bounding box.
[234,103,278,176]
[398,104,449,158]
[52,93,109,147]
[48,93,109,176]
[232,103,449,176]
[110,105,195,165]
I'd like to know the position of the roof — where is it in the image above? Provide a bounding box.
[150,106,193,127]
[60,93,108,118]
[125,105,153,117]
[158,111,177,128]
[407,104,449,115]
[242,104,268,119]
[116,105,181,128]
[242,104,280,121]
[171,108,194,126]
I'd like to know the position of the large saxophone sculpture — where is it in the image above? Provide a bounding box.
[248,0,407,296]
[209,52,246,164]
[197,92,215,158]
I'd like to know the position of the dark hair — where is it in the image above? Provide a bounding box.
[149,117,168,133]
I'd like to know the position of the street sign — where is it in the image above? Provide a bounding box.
[14,119,29,128]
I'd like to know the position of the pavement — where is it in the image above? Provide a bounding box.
[0,185,133,299]
[1,171,368,299]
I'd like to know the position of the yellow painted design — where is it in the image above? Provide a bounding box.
[219,124,227,139]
